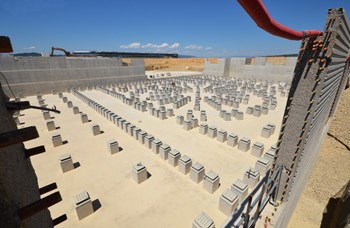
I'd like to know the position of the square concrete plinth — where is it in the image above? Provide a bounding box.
[179,155,192,175]
[190,162,205,183]
[192,212,215,228]
[74,191,94,220]
[262,107,269,115]
[133,128,141,140]
[159,144,171,160]
[203,170,220,194]
[183,120,192,131]
[128,125,135,136]
[186,111,193,121]
[261,126,272,138]
[231,109,238,117]
[200,113,207,122]
[132,163,148,184]
[219,189,239,216]
[167,109,174,117]
[43,111,51,120]
[176,115,184,125]
[123,122,130,133]
[52,134,63,147]
[251,142,264,157]
[238,137,251,152]
[107,139,120,155]
[159,111,167,120]
[246,107,254,115]
[144,135,154,149]
[114,116,122,126]
[217,130,227,143]
[168,149,181,167]
[227,133,238,147]
[119,119,126,130]
[73,106,80,114]
[67,101,73,108]
[222,112,230,121]
[255,157,271,175]
[236,111,244,120]
[46,121,56,131]
[243,168,260,189]
[263,149,276,164]
[203,170,220,193]
[267,123,276,134]
[199,123,208,135]
[191,118,199,128]
[80,113,89,123]
[207,126,217,138]
[231,179,248,202]
[59,154,74,173]
[151,139,162,154]
[92,124,101,136]
[138,131,148,144]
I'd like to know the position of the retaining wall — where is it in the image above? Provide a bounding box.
[203,57,297,82]
[274,8,350,228]
[0,57,146,97]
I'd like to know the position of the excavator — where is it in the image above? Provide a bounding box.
[50,47,74,57]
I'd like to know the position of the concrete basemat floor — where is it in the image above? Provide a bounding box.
[19,78,287,227]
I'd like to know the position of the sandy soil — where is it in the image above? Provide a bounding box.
[289,88,350,227]
[123,58,217,71]
[124,56,291,72]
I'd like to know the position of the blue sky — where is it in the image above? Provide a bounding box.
[1,0,349,57]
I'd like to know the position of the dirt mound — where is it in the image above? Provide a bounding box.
[320,180,350,228]
[289,88,350,227]
[123,58,217,72]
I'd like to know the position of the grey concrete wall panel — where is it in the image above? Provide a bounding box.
[0,57,145,96]
[223,58,231,77]
[204,57,295,82]
[274,8,350,228]
[131,59,145,67]
[229,58,246,65]
[228,65,295,82]
[203,58,226,76]
[285,57,298,66]
[255,57,267,65]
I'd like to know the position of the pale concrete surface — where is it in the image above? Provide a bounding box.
[20,78,287,227]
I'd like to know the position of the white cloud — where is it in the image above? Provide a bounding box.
[120,42,141,49]
[24,46,36,50]
[184,44,203,50]
[184,44,213,51]
[158,43,169,48]
[121,42,180,50]
[141,43,157,48]
[169,43,180,49]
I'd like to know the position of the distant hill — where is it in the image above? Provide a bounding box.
[178,54,196,58]
[258,53,298,57]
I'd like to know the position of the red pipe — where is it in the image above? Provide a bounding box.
[237,0,323,40]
